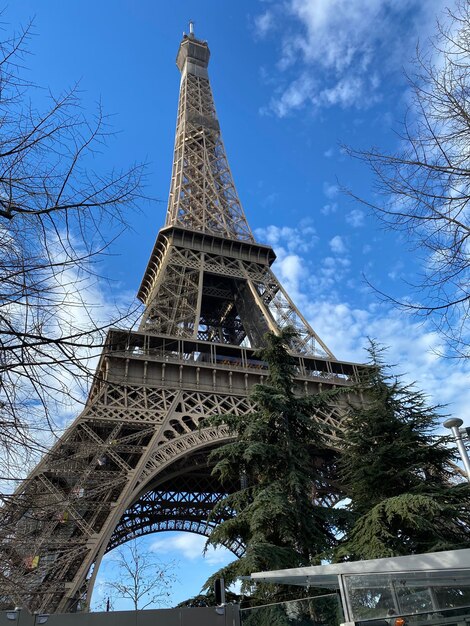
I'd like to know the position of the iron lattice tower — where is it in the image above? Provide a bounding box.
[0,29,363,613]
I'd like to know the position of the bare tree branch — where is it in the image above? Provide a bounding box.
[99,539,176,611]
[345,0,470,358]
[0,17,147,490]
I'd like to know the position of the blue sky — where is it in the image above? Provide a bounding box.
[6,0,470,610]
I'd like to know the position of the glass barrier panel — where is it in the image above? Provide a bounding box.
[356,602,470,626]
[240,592,342,626]
[344,570,470,621]
[344,574,395,620]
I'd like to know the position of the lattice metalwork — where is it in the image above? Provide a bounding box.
[165,35,254,242]
[0,374,250,613]
[0,28,364,615]
[108,454,245,557]
[139,239,335,358]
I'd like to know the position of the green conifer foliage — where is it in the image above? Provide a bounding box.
[336,342,470,560]
[204,327,343,592]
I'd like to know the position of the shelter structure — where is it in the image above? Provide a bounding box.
[249,549,470,625]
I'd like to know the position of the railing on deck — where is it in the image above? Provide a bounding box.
[103,330,361,387]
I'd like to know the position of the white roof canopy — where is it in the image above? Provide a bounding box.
[250,549,470,589]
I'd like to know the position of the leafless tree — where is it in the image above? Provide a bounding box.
[347,0,470,359]
[0,21,145,487]
[97,539,176,611]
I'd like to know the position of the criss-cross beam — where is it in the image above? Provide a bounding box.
[108,452,244,557]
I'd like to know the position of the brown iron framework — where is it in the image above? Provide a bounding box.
[0,28,364,614]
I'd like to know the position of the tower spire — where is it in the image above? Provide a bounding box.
[138,31,334,358]
[166,30,254,242]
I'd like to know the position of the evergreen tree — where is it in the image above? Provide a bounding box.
[204,327,344,595]
[336,342,470,561]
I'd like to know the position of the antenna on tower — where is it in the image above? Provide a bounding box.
[189,20,195,37]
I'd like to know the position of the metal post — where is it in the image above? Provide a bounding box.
[443,418,470,482]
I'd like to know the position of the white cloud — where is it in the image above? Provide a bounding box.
[387,260,405,280]
[346,209,365,228]
[267,74,316,117]
[150,533,232,566]
[320,76,371,108]
[288,0,394,70]
[276,253,305,295]
[257,0,449,115]
[312,298,470,421]
[255,222,317,253]
[256,221,470,423]
[260,191,279,207]
[323,182,338,199]
[268,257,470,423]
[258,223,353,296]
[254,10,275,38]
[321,202,337,215]
[329,235,347,254]
[312,255,351,292]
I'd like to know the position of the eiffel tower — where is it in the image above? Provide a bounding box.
[0,25,363,613]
